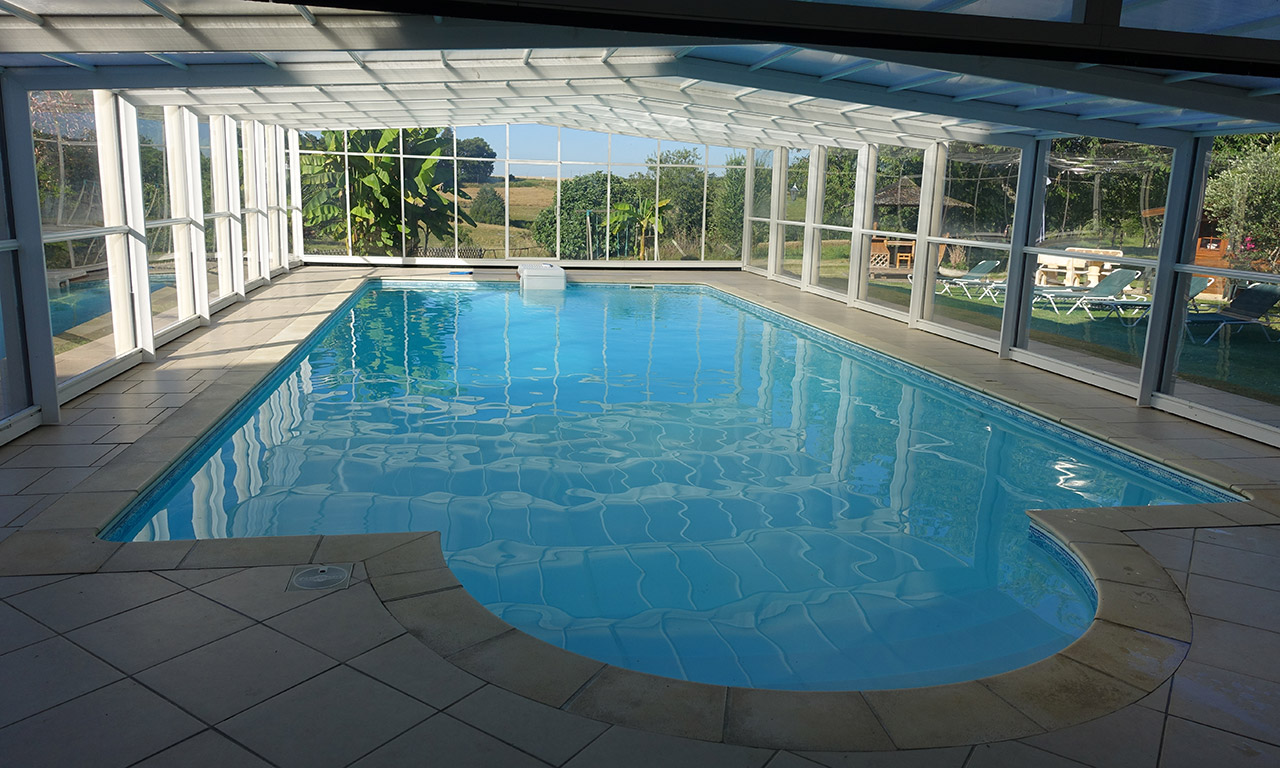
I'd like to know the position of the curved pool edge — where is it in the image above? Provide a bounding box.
[0,516,1198,752]
[4,269,1280,752]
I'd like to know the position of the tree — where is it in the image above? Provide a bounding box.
[469,185,506,225]
[456,137,497,183]
[706,161,746,258]
[531,172,610,258]
[648,150,704,254]
[1204,143,1280,273]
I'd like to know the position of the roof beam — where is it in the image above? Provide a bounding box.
[145,52,188,70]
[295,5,318,25]
[0,1,42,26]
[673,56,1179,145]
[137,0,184,27]
[833,47,1280,125]
[0,15,708,55]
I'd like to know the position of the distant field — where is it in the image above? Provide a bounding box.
[459,178,556,224]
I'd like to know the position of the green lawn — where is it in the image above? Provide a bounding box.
[868,281,1280,405]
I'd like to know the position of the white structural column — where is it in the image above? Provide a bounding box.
[768,147,786,278]
[115,96,155,356]
[908,141,945,326]
[241,121,261,284]
[1141,136,1214,403]
[740,148,755,266]
[848,141,877,304]
[94,91,141,358]
[211,115,245,298]
[181,108,210,319]
[1,79,58,422]
[1000,139,1051,357]
[163,105,196,323]
[266,124,285,272]
[288,129,304,265]
[800,144,823,289]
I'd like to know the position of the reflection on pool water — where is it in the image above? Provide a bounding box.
[106,282,1234,690]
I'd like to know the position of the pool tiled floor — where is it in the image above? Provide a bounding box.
[1,267,1280,766]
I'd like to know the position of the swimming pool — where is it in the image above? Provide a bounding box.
[105,281,1233,690]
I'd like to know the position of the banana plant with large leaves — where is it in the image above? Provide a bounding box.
[609,197,669,259]
[300,128,474,255]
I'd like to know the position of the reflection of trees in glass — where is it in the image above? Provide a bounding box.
[31,91,103,239]
[822,148,858,227]
[652,150,704,258]
[1043,138,1171,255]
[941,142,1019,245]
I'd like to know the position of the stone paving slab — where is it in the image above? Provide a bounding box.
[1,269,1280,766]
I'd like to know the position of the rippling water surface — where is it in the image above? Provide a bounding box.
[110,283,1232,689]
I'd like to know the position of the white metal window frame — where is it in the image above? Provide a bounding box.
[296,125,750,265]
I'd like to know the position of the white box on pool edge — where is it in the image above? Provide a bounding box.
[518,263,566,290]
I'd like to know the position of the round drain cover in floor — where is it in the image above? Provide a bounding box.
[290,565,350,591]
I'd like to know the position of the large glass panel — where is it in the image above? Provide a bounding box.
[863,234,915,313]
[458,160,506,258]
[1041,139,1172,259]
[300,142,348,256]
[298,130,329,151]
[822,147,859,228]
[784,148,809,223]
[30,90,104,234]
[1167,274,1280,423]
[929,243,1008,340]
[1024,253,1154,381]
[657,159,705,261]
[348,129,395,155]
[45,236,128,383]
[752,149,774,218]
[1200,137,1280,277]
[560,128,609,163]
[610,166,656,261]
[705,161,746,260]
[509,124,558,161]
[874,146,924,234]
[0,256,27,419]
[708,145,747,167]
[555,167,609,260]
[611,134,659,166]
[146,225,183,331]
[349,148,403,257]
[405,155,456,256]
[748,221,770,270]
[780,224,805,281]
[456,125,506,160]
[508,163,557,259]
[137,107,170,221]
[942,142,1019,243]
[198,122,220,301]
[814,228,852,294]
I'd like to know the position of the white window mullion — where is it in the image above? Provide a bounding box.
[289,129,304,266]
[115,96,154,355]
[163,105,196,322]
[182,109,210,319]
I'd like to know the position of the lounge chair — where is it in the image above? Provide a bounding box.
[937,260,1002,298]
[1185,282,1280,344]
[1085,276,1214,328]
[1033,268,1143,316]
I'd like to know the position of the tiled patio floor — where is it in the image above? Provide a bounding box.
[1,267,1279,767]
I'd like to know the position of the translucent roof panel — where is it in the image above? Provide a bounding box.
[1121,0,1280,38]
[794,0,1073,21]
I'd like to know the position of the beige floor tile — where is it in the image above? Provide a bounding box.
[446,685,608,765]
[7,571,181,632]
[564,725,771,768]
[0,636,123,728]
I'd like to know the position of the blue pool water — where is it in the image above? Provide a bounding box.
[106,282,1234,690]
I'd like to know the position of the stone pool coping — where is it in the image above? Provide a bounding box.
[3,267,1280,752]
